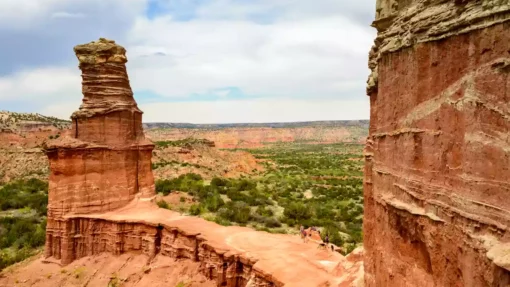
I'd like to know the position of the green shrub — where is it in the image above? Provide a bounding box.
[0,247,35,270]
[217,201,251,224]
[263,217,282,228]
[202,192,224,212]
[255,206,274,217]
[155,173,204,196]
[211,177,228,187]
[189,204,204,216]
[156,200,170,209]
[0,178,48,215]
[283,202,312,222]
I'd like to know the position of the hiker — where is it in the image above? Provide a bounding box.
[300,225,307,242]
[324,234,330,250]
[302,230,309,243]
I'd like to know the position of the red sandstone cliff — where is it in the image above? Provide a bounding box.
[364,1,510,286]
[44,38,155,218]
[43,38,156,262]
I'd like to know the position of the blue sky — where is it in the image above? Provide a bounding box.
[0,0,376,123]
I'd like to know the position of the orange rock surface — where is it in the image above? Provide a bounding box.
[364,1,510,286]
[43,38,155,219]
[14,38,364,287]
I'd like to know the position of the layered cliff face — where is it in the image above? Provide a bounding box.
[44,39,156,263]
[364,1,510,286]
[44,38,155,219]
[146,125,368,149]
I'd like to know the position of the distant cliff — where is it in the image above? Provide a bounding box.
[143,120,369,129]
[145,120,369,149]
[0,111,70,132]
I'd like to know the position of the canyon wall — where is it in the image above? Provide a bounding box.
[364,0,510,286]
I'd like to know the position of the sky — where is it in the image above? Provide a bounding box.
[0,0,376,123]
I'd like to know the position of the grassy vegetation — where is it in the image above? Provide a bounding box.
[151,160,210,171]
[0,178,48,270]
[156,143,364,253]
[154,138,214,148]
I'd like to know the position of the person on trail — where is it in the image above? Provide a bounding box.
[300,225,307,243]
[324,234,330,250]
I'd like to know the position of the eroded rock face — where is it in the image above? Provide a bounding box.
[365,1,510,286]
[44,38,156,261]
[44,38,155,218]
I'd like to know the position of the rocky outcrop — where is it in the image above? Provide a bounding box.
[43,38,155,219]
[364,1,510,286]
[44,38,156,261]
[39,38,363,287]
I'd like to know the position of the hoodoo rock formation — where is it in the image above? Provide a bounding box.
[365,1,510,286]
[37,38,363,287]
[44,38,155,220]
[43,38,156,264]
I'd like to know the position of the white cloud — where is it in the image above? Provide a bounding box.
[50,12,87,19]
[126,15,374,100]
[0,67,81,102]
[0,0,63,28]
[0,0,147,30]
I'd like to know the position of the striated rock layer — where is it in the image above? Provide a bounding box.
[44,38,155,219]
[39,38,363,287]
[365,1,510,286]
[44,38,156,261]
